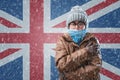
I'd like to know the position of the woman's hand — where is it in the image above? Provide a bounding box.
[86,42,100,55]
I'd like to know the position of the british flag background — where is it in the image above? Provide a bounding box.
[0,0,120,80]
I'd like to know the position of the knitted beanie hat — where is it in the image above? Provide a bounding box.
[66,6,88,28]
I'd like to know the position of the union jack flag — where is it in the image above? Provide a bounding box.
[0,0,120,80]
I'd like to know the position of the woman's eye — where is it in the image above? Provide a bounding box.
[71,23,76,26]
[73,24,76,26]
[78,23,82,26]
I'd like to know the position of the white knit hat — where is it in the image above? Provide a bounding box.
[66,6,88,28]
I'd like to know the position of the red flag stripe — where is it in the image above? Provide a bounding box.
[53,0,118,28]
[30,0,44,80]
[86,0,118,15]
[0,17,21,28]
[44,33,120,43]
[0,33,120,43]
[0,48,21,59]
[53,21,66,28]
[101,68,120,80]
[94,33,120,43]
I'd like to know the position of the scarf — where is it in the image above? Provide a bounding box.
[68,29,86,45]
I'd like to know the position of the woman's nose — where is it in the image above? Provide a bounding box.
[75,25,79,29]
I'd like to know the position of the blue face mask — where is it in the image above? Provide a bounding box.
[68,29,86,45]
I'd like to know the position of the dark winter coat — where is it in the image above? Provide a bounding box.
[55,33,102,80]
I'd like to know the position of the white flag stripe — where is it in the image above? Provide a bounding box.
[0,0,30,33]
[44,0,104,29]
[44,0,120,33]
[103,61,120,75]
[0,23,29,33]
[50,0,105,27]
[100,74,112,80]
[0,44,30,80]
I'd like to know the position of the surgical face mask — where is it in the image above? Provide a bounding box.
[68,29,86,45]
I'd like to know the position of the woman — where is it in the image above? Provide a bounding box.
[55,6,102,80]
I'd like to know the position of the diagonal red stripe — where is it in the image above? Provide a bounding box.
[53,21,66,28]
[86,0,118,15]
[0,17,21,28]
[101,68,120,80]
[53,0,118,28]
[0,48,21,59]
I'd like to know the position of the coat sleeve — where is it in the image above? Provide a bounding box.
[75,37,102,77]
[83,53,102,77]
[84,38,102,75]
[55,37,93,73]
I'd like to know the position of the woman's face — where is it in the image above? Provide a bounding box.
[69,21,85,30]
